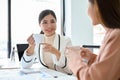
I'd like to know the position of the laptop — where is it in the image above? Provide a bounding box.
[16,44,28,61]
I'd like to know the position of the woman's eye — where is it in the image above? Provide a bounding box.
[42,21,47,24]
[51,20,56,23]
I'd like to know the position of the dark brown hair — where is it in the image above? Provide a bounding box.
[38,9,57,24]
[89,0,120,29]
[38,9,57,34]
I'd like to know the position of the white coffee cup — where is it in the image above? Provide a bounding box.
[68,46,81,50]
[33,34,44,44]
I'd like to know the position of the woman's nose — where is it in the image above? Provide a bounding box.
[47,23,52,28]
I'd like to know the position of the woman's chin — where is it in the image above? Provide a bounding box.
[45,33,55,37]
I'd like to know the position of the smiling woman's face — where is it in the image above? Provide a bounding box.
[40,14,57,37]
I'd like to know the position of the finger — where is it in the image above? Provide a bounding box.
[81,52,85,56]
[40,43,47,45]
[40,43,51,47]
[27,35,34,42]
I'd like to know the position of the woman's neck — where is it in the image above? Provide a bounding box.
[45,32,55,37]
[44,33,56,44]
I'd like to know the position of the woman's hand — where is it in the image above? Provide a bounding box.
[80,47,93,62]
[26,34,35,56]
[65,47,82,73]
[41,43,61,60]
[66,47,94,71]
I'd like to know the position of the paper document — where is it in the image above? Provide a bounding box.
[20,68,53,78]
[20,68,41,74]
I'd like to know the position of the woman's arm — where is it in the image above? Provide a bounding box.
[67,30,120,80]
[21,34,36,68]
[21,50,35,68]
[54,37,73,74]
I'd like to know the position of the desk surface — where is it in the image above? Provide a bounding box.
[0,68,77,80]
[0,59,77,80]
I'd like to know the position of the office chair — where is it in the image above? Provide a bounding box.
[16,44,28,61]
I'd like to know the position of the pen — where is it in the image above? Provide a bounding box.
[82,45,100,48]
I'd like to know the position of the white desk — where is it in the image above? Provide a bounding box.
[0,68,77,80]
[0,59,77,80]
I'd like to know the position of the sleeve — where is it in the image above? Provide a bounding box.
[20,50,35,68]
[73,32,120,80]
[53,36,73,74]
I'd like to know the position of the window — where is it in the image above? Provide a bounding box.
[0,0,63,59]
[0,0,8,59]
[93,24,105,54]
[11,0,62,47]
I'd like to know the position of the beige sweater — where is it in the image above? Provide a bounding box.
[43,34,55,69]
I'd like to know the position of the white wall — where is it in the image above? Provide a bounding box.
[65,0,93,46]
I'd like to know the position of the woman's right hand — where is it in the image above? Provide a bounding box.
[80,47,93,61]
[26,34,36,56]
[65,47,82,74]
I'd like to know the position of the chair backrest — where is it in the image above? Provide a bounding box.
[16,44,28,61]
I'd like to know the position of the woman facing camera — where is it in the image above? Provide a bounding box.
[21,9,72,74]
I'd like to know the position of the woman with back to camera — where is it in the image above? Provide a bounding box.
[21,9,72,74]
[66,0,120,80]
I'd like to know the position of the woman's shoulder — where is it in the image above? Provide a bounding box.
[58,34,71,40]
[57,34,72,46]
[111,29,120,36]
[109,29,120,41]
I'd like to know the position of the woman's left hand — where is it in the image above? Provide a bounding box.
[41,43,61,60]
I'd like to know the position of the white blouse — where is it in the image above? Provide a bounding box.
[21,33,73,74]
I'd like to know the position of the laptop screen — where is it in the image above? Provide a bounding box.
[16,44,28,61]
